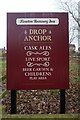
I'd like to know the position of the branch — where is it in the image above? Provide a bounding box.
[69,34,78,43]
[60,0,78,25]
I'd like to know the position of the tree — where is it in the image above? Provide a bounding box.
[59,0,80,44]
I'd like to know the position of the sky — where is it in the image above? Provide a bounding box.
[0,0,79,49]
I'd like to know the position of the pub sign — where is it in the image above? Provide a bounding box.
[7,12,69,90]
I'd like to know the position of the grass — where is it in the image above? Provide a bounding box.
[0,59,6,77]
[0,110,2,118]
[48,90,59,95]
[69,57,78,83]
[2,112,80,119]
[2,60,6,76]
[0,75,6,82]
[0,90,8,99]
[2,114,80,120]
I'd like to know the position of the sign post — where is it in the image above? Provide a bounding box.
[60,89,65,114]
[7,12,69,114]
[11,90,16,114]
